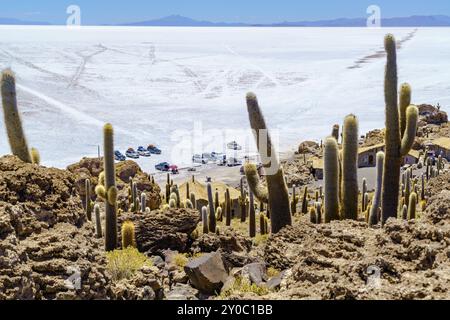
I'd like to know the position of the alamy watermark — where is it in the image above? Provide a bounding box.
[66,5,81,28]
[367,5,381,28]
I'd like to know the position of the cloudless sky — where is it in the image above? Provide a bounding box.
[1,0,450,24]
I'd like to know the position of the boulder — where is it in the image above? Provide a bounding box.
[118,209,200,254]
[418,104,448,125]
[111,266,163,300]
[241,263,267,285]
[184,251,228,295]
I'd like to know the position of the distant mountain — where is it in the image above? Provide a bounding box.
[0,17,51,25]
[120,14,450,27]
[121,14,247,27]
[1,14,450,27]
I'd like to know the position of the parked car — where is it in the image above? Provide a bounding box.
[114,150,126,161]
[188,167,197,172]
[169,165,179,174]
[147,145,162,155]
[227,157,242,167]
[192,154,207,164]
[137,146,151,157]
[227,141,242,151]
[211,152,226,161]
[126,148,139,159]
[155,162,170,172]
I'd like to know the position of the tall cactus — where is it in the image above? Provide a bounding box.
[206,183,216,232]
[341,114,359,220]
[103,124,118,251]
[245,93,291,233]
[324,137,340,222]
[381,34,419,224]
[1,69,32,163]
[369,152,384,226]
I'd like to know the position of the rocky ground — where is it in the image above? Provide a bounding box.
[1,152,449,300]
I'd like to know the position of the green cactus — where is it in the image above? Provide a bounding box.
[404,169,411,211]
[94,204,102,238]
[408,192,417,220]
[341,114,359,220]
[215,206,223,221]
[103,124,118,251]
[190,192,196,210]
[225,188,232,227]
[381,34,419,224]
[369,152,385,226]
[141,192,147,212]
[121,221,136,249]
[249,191,256,238]
[244,163,269,203]
[30,148,40,165]
[1,69,32,163]
[324,137,340,223]
[133,182,138,212]
[245,93,292,233]
[185,199,194,209]
[309,207,317,224]
[202,206,209,234]
[165,184,170,204]
[85,179,92,221]
[331,124,340,141]
[171,185,181,208]
[169,198,177,209]
[301,186,308,214]
[206,183,216,232]
[259,213,266,235]
[401,204,408,220]
[315,202,322,224]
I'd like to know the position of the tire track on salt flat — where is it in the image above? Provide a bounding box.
[68,45,107,88]
[16,83,142,140]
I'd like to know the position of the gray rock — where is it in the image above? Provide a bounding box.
[266,270,288,291]
[151,255,165,268]
[241,262,267,285]
[166,284,199,300]
[184,251,228,295]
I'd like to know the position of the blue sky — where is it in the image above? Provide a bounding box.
[1,0,450,24]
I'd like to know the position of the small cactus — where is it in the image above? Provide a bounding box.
[408,192,417,220]
[249,191,256,238]
[202,206,209,234]
[140,192,147,212]
[30,148,40,165]
[225,188,231,227]
[169,198,177,209]
[121,221,136,249]
[206,183,216,232]
[369,152,384,226]
[315,202,322,224]
[85,179,92,221]
[215,206,223,221]
[94,204,102,238]
[259,213,265,235]
[309,207,317,224]
[185,199,194,209]
[1,69,32,163]
[401,204,408,220]
[190,192,196,209]
[301,186,308,214]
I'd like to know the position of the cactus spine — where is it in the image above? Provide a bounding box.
[207,183,216,232]
[121,221,136,249]
[94,204,102,238]
[324,137,340,222]
[103,124,118,251]
[381,34,419,224]
[369,152,384,226]
[249,191,256,238]
[1,69,32,163]
[245,93,292,233]
[341,114,359,220]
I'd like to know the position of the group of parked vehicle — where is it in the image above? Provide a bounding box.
[114,145,162,161]
[192,152,243,167]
